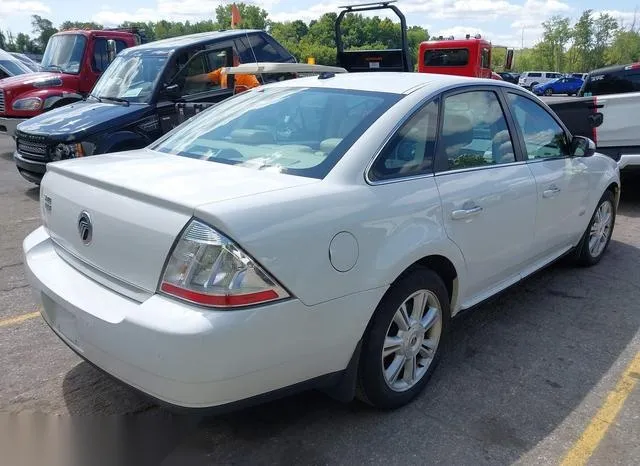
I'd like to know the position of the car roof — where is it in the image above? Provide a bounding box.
[125,30,261,53]
[261,71,514,95]
[588,62,639,75]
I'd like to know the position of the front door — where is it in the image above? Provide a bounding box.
[434,88,537,304]
[504,91,590,261]
[157,46,235,133]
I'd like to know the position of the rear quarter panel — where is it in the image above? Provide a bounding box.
[194,179,467,311]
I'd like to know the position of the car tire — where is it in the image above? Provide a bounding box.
[529,82,539,90]
[575,190,616,266]
[544,88,553,96]
[356,266,450,409]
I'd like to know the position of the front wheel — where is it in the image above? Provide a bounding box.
[544,88,553,96]
[575,190,616,266]
[356,267,450,409]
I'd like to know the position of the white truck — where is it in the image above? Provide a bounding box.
[543,62,640,171]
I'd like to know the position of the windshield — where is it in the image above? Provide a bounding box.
[41,34,87,74]
[91,52,169,104]
[0,59,30,76]
[151,87,402,179]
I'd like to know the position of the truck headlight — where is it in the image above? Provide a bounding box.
[12,97,43,111]
[52,143,85,161]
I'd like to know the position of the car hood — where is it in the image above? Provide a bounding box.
[16,100,149,141]
[0,71,62,88]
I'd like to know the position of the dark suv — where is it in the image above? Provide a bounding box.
[14,29,296,184]
[578,63,640,96]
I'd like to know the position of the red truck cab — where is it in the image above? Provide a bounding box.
[418,36,494,78]
[0,28,141,137]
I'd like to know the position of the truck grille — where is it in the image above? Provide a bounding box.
[17,139,49,161]
[0,89,5,113]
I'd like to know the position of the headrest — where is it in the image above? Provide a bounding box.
[230,129,274,145]
[441,113,474,147]
[319,138,342,153]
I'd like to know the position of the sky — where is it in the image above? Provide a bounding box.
[1,0,639,48]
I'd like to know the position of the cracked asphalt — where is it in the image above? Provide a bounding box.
[0,137,639,466]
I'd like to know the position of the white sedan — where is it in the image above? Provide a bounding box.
[24,72,619,411]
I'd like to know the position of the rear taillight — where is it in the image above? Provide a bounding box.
[159,219,289,308]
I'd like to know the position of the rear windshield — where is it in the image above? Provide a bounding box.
[424,49,469,67]
[580,69,640,96]
[151,87,402,179]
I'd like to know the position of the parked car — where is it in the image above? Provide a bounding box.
[533,76,584,96]
[518,71,563,89]
[0,50,33,79]
[9,52,41,72]
[24,73,620,411]
[497,72,519,84]
[13,29,297,185]
[569,72,588,81]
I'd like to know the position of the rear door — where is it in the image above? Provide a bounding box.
[504,91,590,260]
[434,87,537,303]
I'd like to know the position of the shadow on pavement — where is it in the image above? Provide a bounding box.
[57,185,640,465]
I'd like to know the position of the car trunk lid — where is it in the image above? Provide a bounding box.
[41,149,317,297]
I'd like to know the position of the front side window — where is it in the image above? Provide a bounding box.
[90,51,168,103]
[41,34,87,74]
[438,90,516,170]
[528,72,542,78]
[369,100,439,181]
[91,39,128,73]
[151,87,401,179]
[507,93,569,159]
[424,48,469,67]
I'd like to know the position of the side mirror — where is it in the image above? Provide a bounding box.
[163,83,181,101]
[106,39,117,63]
[571,135,596,157]
[505,50,514,70]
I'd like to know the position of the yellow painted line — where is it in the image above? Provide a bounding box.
[561,352,640,466]
[0,311,41,328]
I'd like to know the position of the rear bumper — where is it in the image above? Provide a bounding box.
[23,226,383,409]
[618,153,640,170]
[0,117,27,138]
[14,150,46,183]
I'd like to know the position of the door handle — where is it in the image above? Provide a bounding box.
[543,186,562,198]
[451,205,483,220]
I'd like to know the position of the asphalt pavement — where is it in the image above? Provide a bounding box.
[0,137,638,466]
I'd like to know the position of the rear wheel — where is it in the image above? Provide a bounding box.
[356,267,450,409]
[575,190,616,266]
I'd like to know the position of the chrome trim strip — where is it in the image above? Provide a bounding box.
[51,239,152,303]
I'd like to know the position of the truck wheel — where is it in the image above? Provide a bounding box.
[356,267,450,409]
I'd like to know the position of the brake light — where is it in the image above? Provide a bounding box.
[159,219,289,308]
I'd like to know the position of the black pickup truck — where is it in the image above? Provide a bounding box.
[13,29,296,184]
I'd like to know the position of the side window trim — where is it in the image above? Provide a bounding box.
[433,85,523,174]
[365,96,440,185]
[504,89,573,162]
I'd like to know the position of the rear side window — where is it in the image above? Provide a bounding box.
[234,33,294,63]
[369,99,439,181]
[582,69,640,96]
[424,49,469,67]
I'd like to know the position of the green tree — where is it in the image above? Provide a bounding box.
[31,15,57,52]
[215,3,269,30]
[59,21,103,30]
[592,13,618,68]
[568,10,594,71]
[15,32,38,54]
